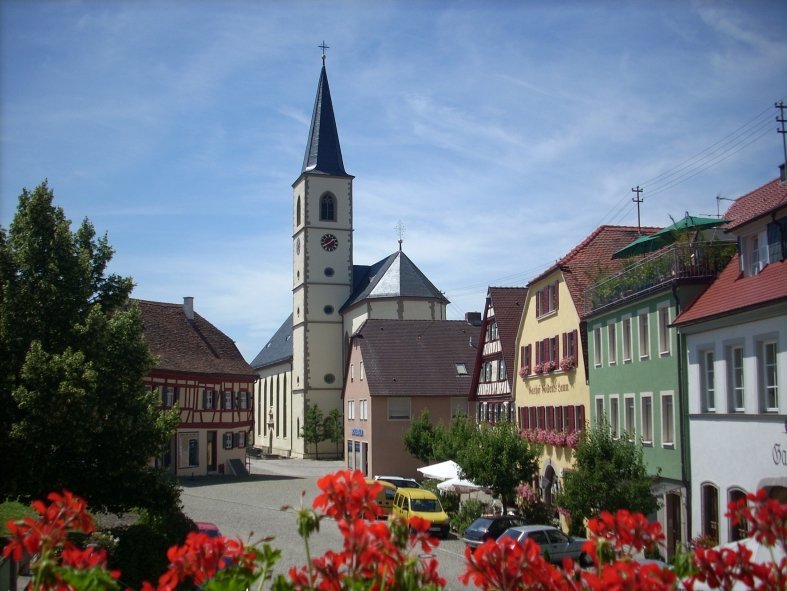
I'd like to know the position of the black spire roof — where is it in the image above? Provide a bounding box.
[301,64,346,176]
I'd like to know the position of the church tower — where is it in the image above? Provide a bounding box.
[291,52,353,456]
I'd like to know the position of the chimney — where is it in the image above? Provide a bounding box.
[780,163,786,183]
[465,312,482,326]
[183,296,194,320]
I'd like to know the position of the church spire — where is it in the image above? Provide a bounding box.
[301,45,346,176]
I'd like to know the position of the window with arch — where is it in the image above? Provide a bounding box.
[728,488,748,541]
[296,196,302,226]
[702,483,720,544]
[320,193,336,221]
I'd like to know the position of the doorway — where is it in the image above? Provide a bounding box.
[207,431,217,473]
[665,492,682,560]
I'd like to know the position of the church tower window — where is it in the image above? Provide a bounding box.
[320,193,336,221]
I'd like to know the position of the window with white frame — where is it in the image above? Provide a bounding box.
[224,391,233,409]
[640,394,653,445]
[350,364,355,381]
[661,392,674,447]
[760,340,778,412]
[204,389,215,410]
[701,350,716,412]
[161,386,176,407]
[347,400,355,420]
[594,327,602,367]
[360,399,368,421]
[638,313,650,359]
[498,359,506,380]
[624,395,635,440]
[360,361,365,380]
[727,345,744,412]
[609,396,619,439]
[608,323,617,366]
[622,317,632,362]
[387,397,411,420]
[658,307,671,355]
[594,397,604,426]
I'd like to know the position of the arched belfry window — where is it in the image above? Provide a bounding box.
[320,193,336,221]
[296,196,302,226]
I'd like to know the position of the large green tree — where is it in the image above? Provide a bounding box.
[0,181,180,513]
[457,420,541,513]
[558,422,659,534]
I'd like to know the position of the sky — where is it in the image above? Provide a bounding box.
[2,1,786,363]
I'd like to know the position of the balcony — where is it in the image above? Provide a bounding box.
[584,241,736,315]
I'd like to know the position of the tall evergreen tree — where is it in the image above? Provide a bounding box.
[301,403,324,459]
[0,181,180,513]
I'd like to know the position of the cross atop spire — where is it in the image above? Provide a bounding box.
[395,220,405,251]
[319,41,330,64]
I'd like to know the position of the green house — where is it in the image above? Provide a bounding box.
[584,239,734,560]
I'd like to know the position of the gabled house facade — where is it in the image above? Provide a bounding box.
[343,319,476,478]
[514,225,649,506]
[469,287,527,424]
[675,170,787,546]
[584,231,735,559]
[137,297,257,477]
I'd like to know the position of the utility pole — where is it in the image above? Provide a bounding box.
[631,186,644,234]
[777,101,787,180]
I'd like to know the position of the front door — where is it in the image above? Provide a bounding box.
[666,492,682,560]
[207,431,217,473]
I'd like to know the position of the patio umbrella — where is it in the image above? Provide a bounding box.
[613,213,727,259]
[417,459,461,481]
[436,477,482,494]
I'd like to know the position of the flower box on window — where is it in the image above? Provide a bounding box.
[544,360,557,372]
[518,366,531,379]
[559,356,576,371]
[534,363,544,374]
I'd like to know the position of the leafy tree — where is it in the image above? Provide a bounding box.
[0,181,180,513]
[402,409,437,463]
[457,420,541,513]
[301,402,324,458]
[323,407,343,459]
[558,422,659,534]
[432,414,477,462]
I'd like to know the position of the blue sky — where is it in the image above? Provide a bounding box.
[2,1,786,362]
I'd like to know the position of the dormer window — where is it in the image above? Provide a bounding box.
[455,363,468,376]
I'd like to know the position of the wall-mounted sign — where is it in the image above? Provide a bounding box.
[351,428,364,437]
[772,443,787,466]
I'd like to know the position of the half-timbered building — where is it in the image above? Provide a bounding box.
[137,297,256,477]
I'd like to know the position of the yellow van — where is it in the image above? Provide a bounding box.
[366,478,396,519]
[391,487,450,538]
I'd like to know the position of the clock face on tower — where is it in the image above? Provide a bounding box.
[320,233,338,251]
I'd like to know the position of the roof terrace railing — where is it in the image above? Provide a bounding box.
[584,240,737,315]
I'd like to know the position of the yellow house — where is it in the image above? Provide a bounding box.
[514,225,647,505]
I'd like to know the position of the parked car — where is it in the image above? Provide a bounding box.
[391,487,450,539]
[374,475,421,489]
[365,478,397,518]
[463,515,527,551]
[498,524,593,567]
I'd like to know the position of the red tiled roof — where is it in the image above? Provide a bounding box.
[673,256,787,326]
[134,299,255,377]
[354,319,477,397]
[530,225,660,310]
[724,177,787,231]
[487,287,527,384]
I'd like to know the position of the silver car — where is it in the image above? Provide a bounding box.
[498,524,593,567]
